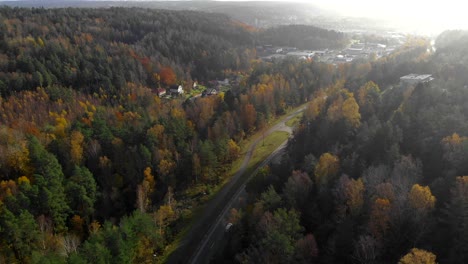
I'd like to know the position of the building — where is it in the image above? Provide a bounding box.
[400,74,434,86]
[169,85,184,95]
[286,51,314,60]
[334,55,353,64]
[345,47,364,56]
[218,78,230,86]
[261,54,286,62]
[202,88,218,97]
[156,88,166,97]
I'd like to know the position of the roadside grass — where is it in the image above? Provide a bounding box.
[161,131,289,263]
[247,131,289,169]
[184,85,207,99]
[161,103,306,262]
[286,112,303,127]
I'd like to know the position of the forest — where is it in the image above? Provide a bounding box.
[2,5,467,264]
[217,31,468,263]
[0,6,347,263]
[257,25,347,50]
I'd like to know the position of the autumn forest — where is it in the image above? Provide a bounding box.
[0,5,468,264]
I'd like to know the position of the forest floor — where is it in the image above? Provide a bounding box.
[164,104,306,264]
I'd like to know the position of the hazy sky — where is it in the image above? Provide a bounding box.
[217,0,468,33]
[320,0,468,31]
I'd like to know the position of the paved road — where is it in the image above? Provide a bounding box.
[167,106,305,264]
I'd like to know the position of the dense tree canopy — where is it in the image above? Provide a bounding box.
[218,30,468,264]
[0,6,349,263]
[2,5,468,263]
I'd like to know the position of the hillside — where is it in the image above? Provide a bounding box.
[0,7,255,96]
[258,24,347,50]
[216,30,468,264]
[0,6,344,263]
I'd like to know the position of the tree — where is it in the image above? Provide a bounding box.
[314,153,339,187]
[260,185,282,212]
[391,156,422,207]
[304,90,326,121]
[0,208,40,262]
[295,234,318,263]
[334,175,365,218]
[155,204,175,236]
[32,71,44,87]
[445,176,468,262]
[159,67,177,86]
[369,198,391,240]
[136,167,155,213]
[326,94,344,123]
[70,130,85,165]
[59,234,81,257]
[65,166,97,220]
[342,96,361,128]
[254,208,304,264]
[227,139,241,161]
[357,81,381,118]
[353,235,380,264]
[283,170,312,208]
[408,184,436,212]
[398,248,437,264]
[29,137,70,232]
[441,133,467,175]
[241,103,257,132]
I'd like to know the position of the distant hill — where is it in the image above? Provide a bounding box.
[0,1,389,32]
[0,6,255,95]
[258,24,347,50]
[434,30,468,63]
[0,6,352,96]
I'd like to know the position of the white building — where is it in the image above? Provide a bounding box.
[400,74,434,85]
[286,51,314,60]
[170,85,184,95]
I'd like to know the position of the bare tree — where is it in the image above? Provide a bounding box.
[59,234,81,256]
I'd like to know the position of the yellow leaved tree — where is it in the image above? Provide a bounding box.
[314,153,339,187]
[398,248,437,264]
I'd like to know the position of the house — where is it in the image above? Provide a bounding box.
[218,78,230,86]
[169,85,184,95]
[156,88,166,97]
[202,88,218,97]
[400,74,434,86]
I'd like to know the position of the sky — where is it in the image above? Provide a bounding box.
[216,0,468,33]
[3,0,467,33]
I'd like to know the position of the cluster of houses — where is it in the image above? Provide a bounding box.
[156,84,184,97]
[155,77,239,99]
[201,78,234,97]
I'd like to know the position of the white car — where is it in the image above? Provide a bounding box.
[225,223,233,232]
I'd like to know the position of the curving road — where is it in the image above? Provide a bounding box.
[167,106,305,264]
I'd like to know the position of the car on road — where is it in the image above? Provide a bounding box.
[225,223,233,232]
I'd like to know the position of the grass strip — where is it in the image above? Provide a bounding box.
[162,104,306,263]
